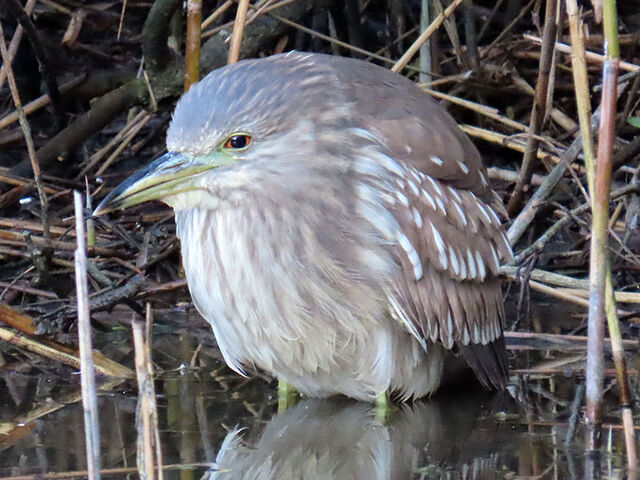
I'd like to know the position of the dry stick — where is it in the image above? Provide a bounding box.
[509,72,578,133]
[605,270,638,469]
[94,113,152,177]
[584,8,617,459]
[462,0,478,69]
[227,0,251,65]
[13,78,145,178]
[478,0,507,42]
[0,23,50,250]
[591,0,603,23]
[563,1,640,467]
[506,116,597,247]
[325,8,343,56]
[0,305,134,378]
[0,463,215,480]
[480,0,536,58]
[618,72,640,124]
[607,192,639,464]
[459,125,564,165]
[247,0,282,25]
[488,167,545,185]
[0,264,35,301]
[185,0,202,90]
[514,281,628,316]
[524,34,640,73]
[368,26,418,60]
[391,0,464,73]
[501,266,588,289]
[544,0,561,127]
[565,3,636,468]
[565,1,596,199]
[61,11,86,46]
[592,0,637,468]
[73,191,101,480]
[507,162,567,246]
[564,288,640,305]
[0,0,37,91]
[132,304,164,480]
[0,75,86,131]
[431,0,466,69]
[269,14,400,68]
[85,180,95,247]
[77,109,148,178]
[421,86,529,132]
[202,0,233,29]
[501,268,640,304]
[117,0,128,40]
[133,319,155,480]
[505,332,637,353]
[529,279,590,309]
[510,182,639,265]
[252,0,301,21]
[419,0,431,84]
[506,60,603,246]
[147,305,164,480]
[201,0,300,39]
[37,0,72,14]
[0,228,128,256]
[0,325,134,377]
[506,0,557,216]
[3,0,63,124]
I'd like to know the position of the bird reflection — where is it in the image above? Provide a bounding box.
[206,392,506,479]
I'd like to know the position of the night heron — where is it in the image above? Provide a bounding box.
[96,52,511,402]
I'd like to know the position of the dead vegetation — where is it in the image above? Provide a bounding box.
[0,0,639,476]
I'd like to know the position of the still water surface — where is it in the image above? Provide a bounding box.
[0,322,633,479]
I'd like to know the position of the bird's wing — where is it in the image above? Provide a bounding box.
[334,55,493,202]
[375,161,512,388]
[328,55,510,385]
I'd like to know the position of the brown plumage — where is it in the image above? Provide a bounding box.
[96,52,512,401]
[314,54,512,389]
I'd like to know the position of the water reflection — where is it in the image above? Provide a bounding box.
[207,395,506,479]
[0,362,633,479]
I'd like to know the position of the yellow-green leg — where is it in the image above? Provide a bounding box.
[375,391,392,422]
[277,378,299,413]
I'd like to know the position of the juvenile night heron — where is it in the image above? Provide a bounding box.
[96,52,511,402]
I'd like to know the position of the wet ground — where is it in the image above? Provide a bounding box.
[0,311,636,480]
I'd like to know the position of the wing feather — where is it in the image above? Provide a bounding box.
[332,56,511,387]
[376,161,511,388]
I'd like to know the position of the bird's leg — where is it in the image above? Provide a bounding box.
[277,378,299,413]
[375,391,392,422]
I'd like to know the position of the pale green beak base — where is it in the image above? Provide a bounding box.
[93,151,224,216]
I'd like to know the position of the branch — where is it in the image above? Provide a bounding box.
[142,0,182,75]
[4,0,64,126]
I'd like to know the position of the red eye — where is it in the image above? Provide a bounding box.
[224,134,252,150]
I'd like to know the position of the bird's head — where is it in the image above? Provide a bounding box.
[94,52,350,216]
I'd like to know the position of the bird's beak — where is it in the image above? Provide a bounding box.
[93,151,230,216]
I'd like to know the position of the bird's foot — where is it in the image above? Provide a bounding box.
[277,379,299,413]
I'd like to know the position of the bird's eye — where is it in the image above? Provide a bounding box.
[223,134,252,150]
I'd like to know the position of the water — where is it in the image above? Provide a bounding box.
[0,321,634,479]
